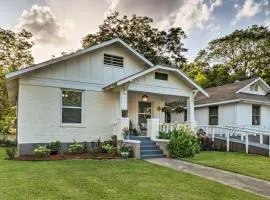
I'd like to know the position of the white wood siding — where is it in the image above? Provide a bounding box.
[18,83,120,143]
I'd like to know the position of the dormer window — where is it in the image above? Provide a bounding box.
[250,83,259,92]
[155,72,168,81]
[104,54,124,67]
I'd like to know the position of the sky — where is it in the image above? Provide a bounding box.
[0,0,269,64]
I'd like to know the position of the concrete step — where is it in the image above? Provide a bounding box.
[141,149,163,155]
[129,136,151,141]
[141,154,166,159]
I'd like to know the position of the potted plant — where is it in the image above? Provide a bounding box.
[120,143,133,158]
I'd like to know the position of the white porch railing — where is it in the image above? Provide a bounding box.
[196,125,270,156]
[159,122,190,133]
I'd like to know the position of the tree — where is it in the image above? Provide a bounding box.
[0,28,34,136]
[195,25,270,85]
[82,11,187,66]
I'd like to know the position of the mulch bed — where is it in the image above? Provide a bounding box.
[13,153,120,161]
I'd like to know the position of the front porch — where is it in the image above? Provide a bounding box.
[116,90,197,140]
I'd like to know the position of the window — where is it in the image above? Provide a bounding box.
[138,102,151,128]
[252,105,260,125]
[62,90,82,124]
[250,84,259,92]
[184,109,187,122]
[165,112,171,123]
[104,54,123,67]
[209,106,218,125]
[155,72,168,81]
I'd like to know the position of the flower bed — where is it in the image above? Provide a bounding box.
[13,153,120,161]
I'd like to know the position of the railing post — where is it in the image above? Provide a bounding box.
[245,132,249,154]
[269,135,270,157]
[226,131,230,152]
[241,132,244,140]
[260,133,263,144]
[212,127,215,142]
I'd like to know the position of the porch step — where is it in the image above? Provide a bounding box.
[141,154,166,159]
[128,135,165,159]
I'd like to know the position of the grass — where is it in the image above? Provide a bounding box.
[0,148,266,200]
[184,151,270,181]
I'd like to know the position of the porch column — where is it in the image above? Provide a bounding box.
[187,92,197,131]
[117,88,129,140]
[147,118,160,141]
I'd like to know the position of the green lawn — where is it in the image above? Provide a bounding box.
[0,148,266,200]
[184,151,270,181]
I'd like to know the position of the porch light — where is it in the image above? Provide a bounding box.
[142,95,148,102]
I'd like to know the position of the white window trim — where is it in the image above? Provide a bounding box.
[209,106,218,125]
[60,89,86,127]
[137,101,152,125]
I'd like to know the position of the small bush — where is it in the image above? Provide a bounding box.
[158,131,171,139]
[48,140,61,155]
[102,143,117,154]
[120,143,133,153]
[34,145,50,157]
[69,141,84,153]
[5,147,17,159]
[167,128,200,158]
[197,129,214,151]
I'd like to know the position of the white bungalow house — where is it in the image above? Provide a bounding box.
[172,78,270,130]
[6,38,208,155]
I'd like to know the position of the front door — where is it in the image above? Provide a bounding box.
[138,102,152,130]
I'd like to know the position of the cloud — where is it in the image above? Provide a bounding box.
[235,0,266,20]
[104,0,120,17]
[265,18,270,27]
[16,4,67,44]
[158,0,223,33]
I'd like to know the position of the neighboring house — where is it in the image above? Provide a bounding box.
[6,38,208,155]
[193,78,270,129]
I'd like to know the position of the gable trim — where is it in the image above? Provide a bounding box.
[236,78,270,94]
[104,65,209,97]
[6,38,154,80]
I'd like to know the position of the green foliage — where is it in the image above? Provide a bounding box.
[82,11,187,66]
[193,25,270,86]
[34,145,50,157]
[158,131,171,139]
[48,141,61,154]
[69,141,84,153]
[0,28,34,136]
[102,143,117,154]
[119,143,133,153]
[167,128,200,158]
[5,147,17,159]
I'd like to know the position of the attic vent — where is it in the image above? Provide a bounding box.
[104,54,124,67]
[250,83,259,92]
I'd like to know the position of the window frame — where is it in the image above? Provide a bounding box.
[60,89,85,127]
[252,105,261,126]
[250,84,259,92]
[137,101,152,127]
[104,54,124,68]
[209,106,218,125]
[155,72,168,81]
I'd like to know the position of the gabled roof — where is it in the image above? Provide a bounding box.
[6,38,154,80]
[103,65,209,97]
[195,78,270,107]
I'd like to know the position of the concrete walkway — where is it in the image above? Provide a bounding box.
[145,158,270,199]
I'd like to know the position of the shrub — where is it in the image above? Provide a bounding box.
[197,129,214,151]
[120,143,133,153]
[102,143,117,154]
[48,140,61,155]
[34,145,50,157]
[167,128,200,158]
[158,131,171,139]
[5,147,17,159]
[69,141,84,153]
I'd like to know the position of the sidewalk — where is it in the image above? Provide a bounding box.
[145,158,270,199]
